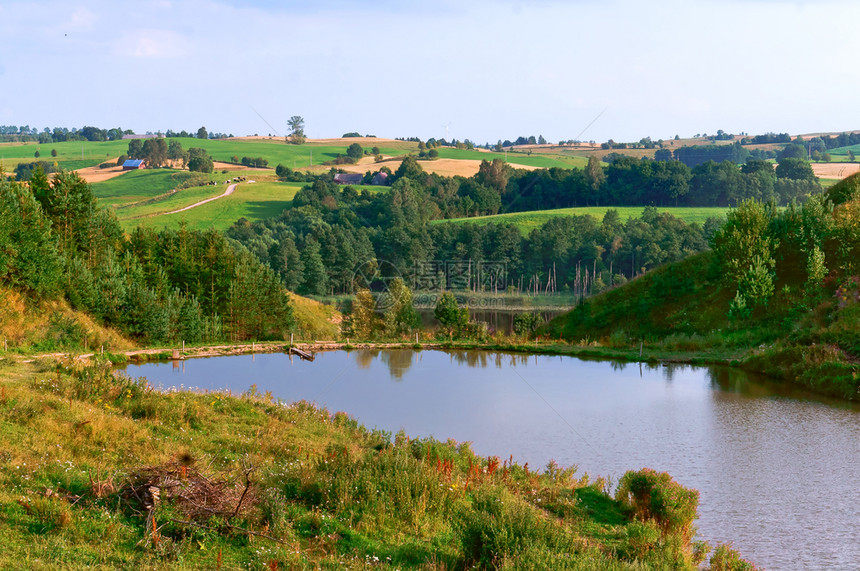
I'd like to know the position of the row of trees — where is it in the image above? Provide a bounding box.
[227,170,717,300]
[0,167,293,344]
[711,179,860,314]
[125,139,214,172]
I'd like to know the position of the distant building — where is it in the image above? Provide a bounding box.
[121,134,158,140]
[371,171,389,186]
[122,159,146,170]
[334,173,363,185]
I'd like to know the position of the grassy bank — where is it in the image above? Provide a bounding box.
[541,250,860,401]
[0,358,754,570]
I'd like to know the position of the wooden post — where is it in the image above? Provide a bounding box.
[101,344,104,354]
[252,341,255,351]
[290,333,293,347]
[639,340,643,357]
[182,340,185,352]
[416,333,419,344]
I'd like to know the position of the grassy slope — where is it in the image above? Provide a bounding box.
[435,207,729,235]
[0,288,132,354]
[0,140,127,171]
[542,251,860,400]
[0,357,733,570]
[290,295,341,340]
[92,169,217,208]
[118,181,303,233]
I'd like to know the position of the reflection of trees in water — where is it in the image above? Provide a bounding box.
[354,349,379,370]
[610,360,628,372]
[661,363,693,383]
[381,350,415,381]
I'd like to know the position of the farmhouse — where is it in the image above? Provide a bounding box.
[371,171,389,186]
[333,173,363,185]
[122,159,146,170]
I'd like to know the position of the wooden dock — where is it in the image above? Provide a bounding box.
[288,347,315,361]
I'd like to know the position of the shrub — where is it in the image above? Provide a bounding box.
[615,468,699,539]
[709,543,761,570]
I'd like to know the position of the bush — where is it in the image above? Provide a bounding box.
[615,468,699,538]
[709,544,761,570]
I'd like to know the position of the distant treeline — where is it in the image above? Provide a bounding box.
[0,124,231,143]
[228,163,719,298]
[503,155,818,211]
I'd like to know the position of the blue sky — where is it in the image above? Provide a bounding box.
[1,0,857,144]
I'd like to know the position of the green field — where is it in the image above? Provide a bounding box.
[121,180,304,232]
[826,143,860,157]
[145,137,415,169]
[91,168,216,207]
[0,140,127,170]
[435,147,588,169]
[0,138,417,173]
[434,206,730,235]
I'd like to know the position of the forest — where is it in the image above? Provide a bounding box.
[0,167,292,345]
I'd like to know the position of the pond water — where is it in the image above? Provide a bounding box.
[122,349,860,571]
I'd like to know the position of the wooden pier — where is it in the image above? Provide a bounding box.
[288,347,315,361]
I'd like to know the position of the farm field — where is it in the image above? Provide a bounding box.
[0,139,126,170]
[811,162,859,180]
[434,206,730,235]
[90,168,245,208]
[119,180,304,232]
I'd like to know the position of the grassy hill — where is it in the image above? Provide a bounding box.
[542,190,860,400]
[435,207,728,235]
[0,287,132,354]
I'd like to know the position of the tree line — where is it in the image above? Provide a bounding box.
[226,168,718,299]
[0,167,293,345]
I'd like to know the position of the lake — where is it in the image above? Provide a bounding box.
[122,349,860,570]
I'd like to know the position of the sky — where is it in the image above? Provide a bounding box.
[1,0,857,144]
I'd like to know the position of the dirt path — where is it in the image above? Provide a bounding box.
[161,183,237,215]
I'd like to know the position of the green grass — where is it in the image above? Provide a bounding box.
[149,137,416,169]
[0,358,730,570]
[826,143,860,157]
[0,140,128,171]
[121,181,303,232]
[92,169,202,207]
[434,206,729,235]
[434,147,588,169]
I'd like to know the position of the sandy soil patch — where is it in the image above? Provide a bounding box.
[75,163,126,183]
[213,161,252,170]
[812,162,859,179]
[335,158,538,178]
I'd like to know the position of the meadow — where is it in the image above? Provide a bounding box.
[92,169,217,207]
[434,147,589,169]
[434,206,730,235]
[118,180,305,232]
[0,139,127,170]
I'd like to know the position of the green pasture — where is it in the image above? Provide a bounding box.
[121,180,303,232]
[434,206,730,235]
[91,168,227,207]
[434,147,588,169]
[826,144,860,157]
[0,140,126,170]
[150,137,415,168]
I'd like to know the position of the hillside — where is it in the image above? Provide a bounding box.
[0,287,132,354]
[543,177,860,400]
